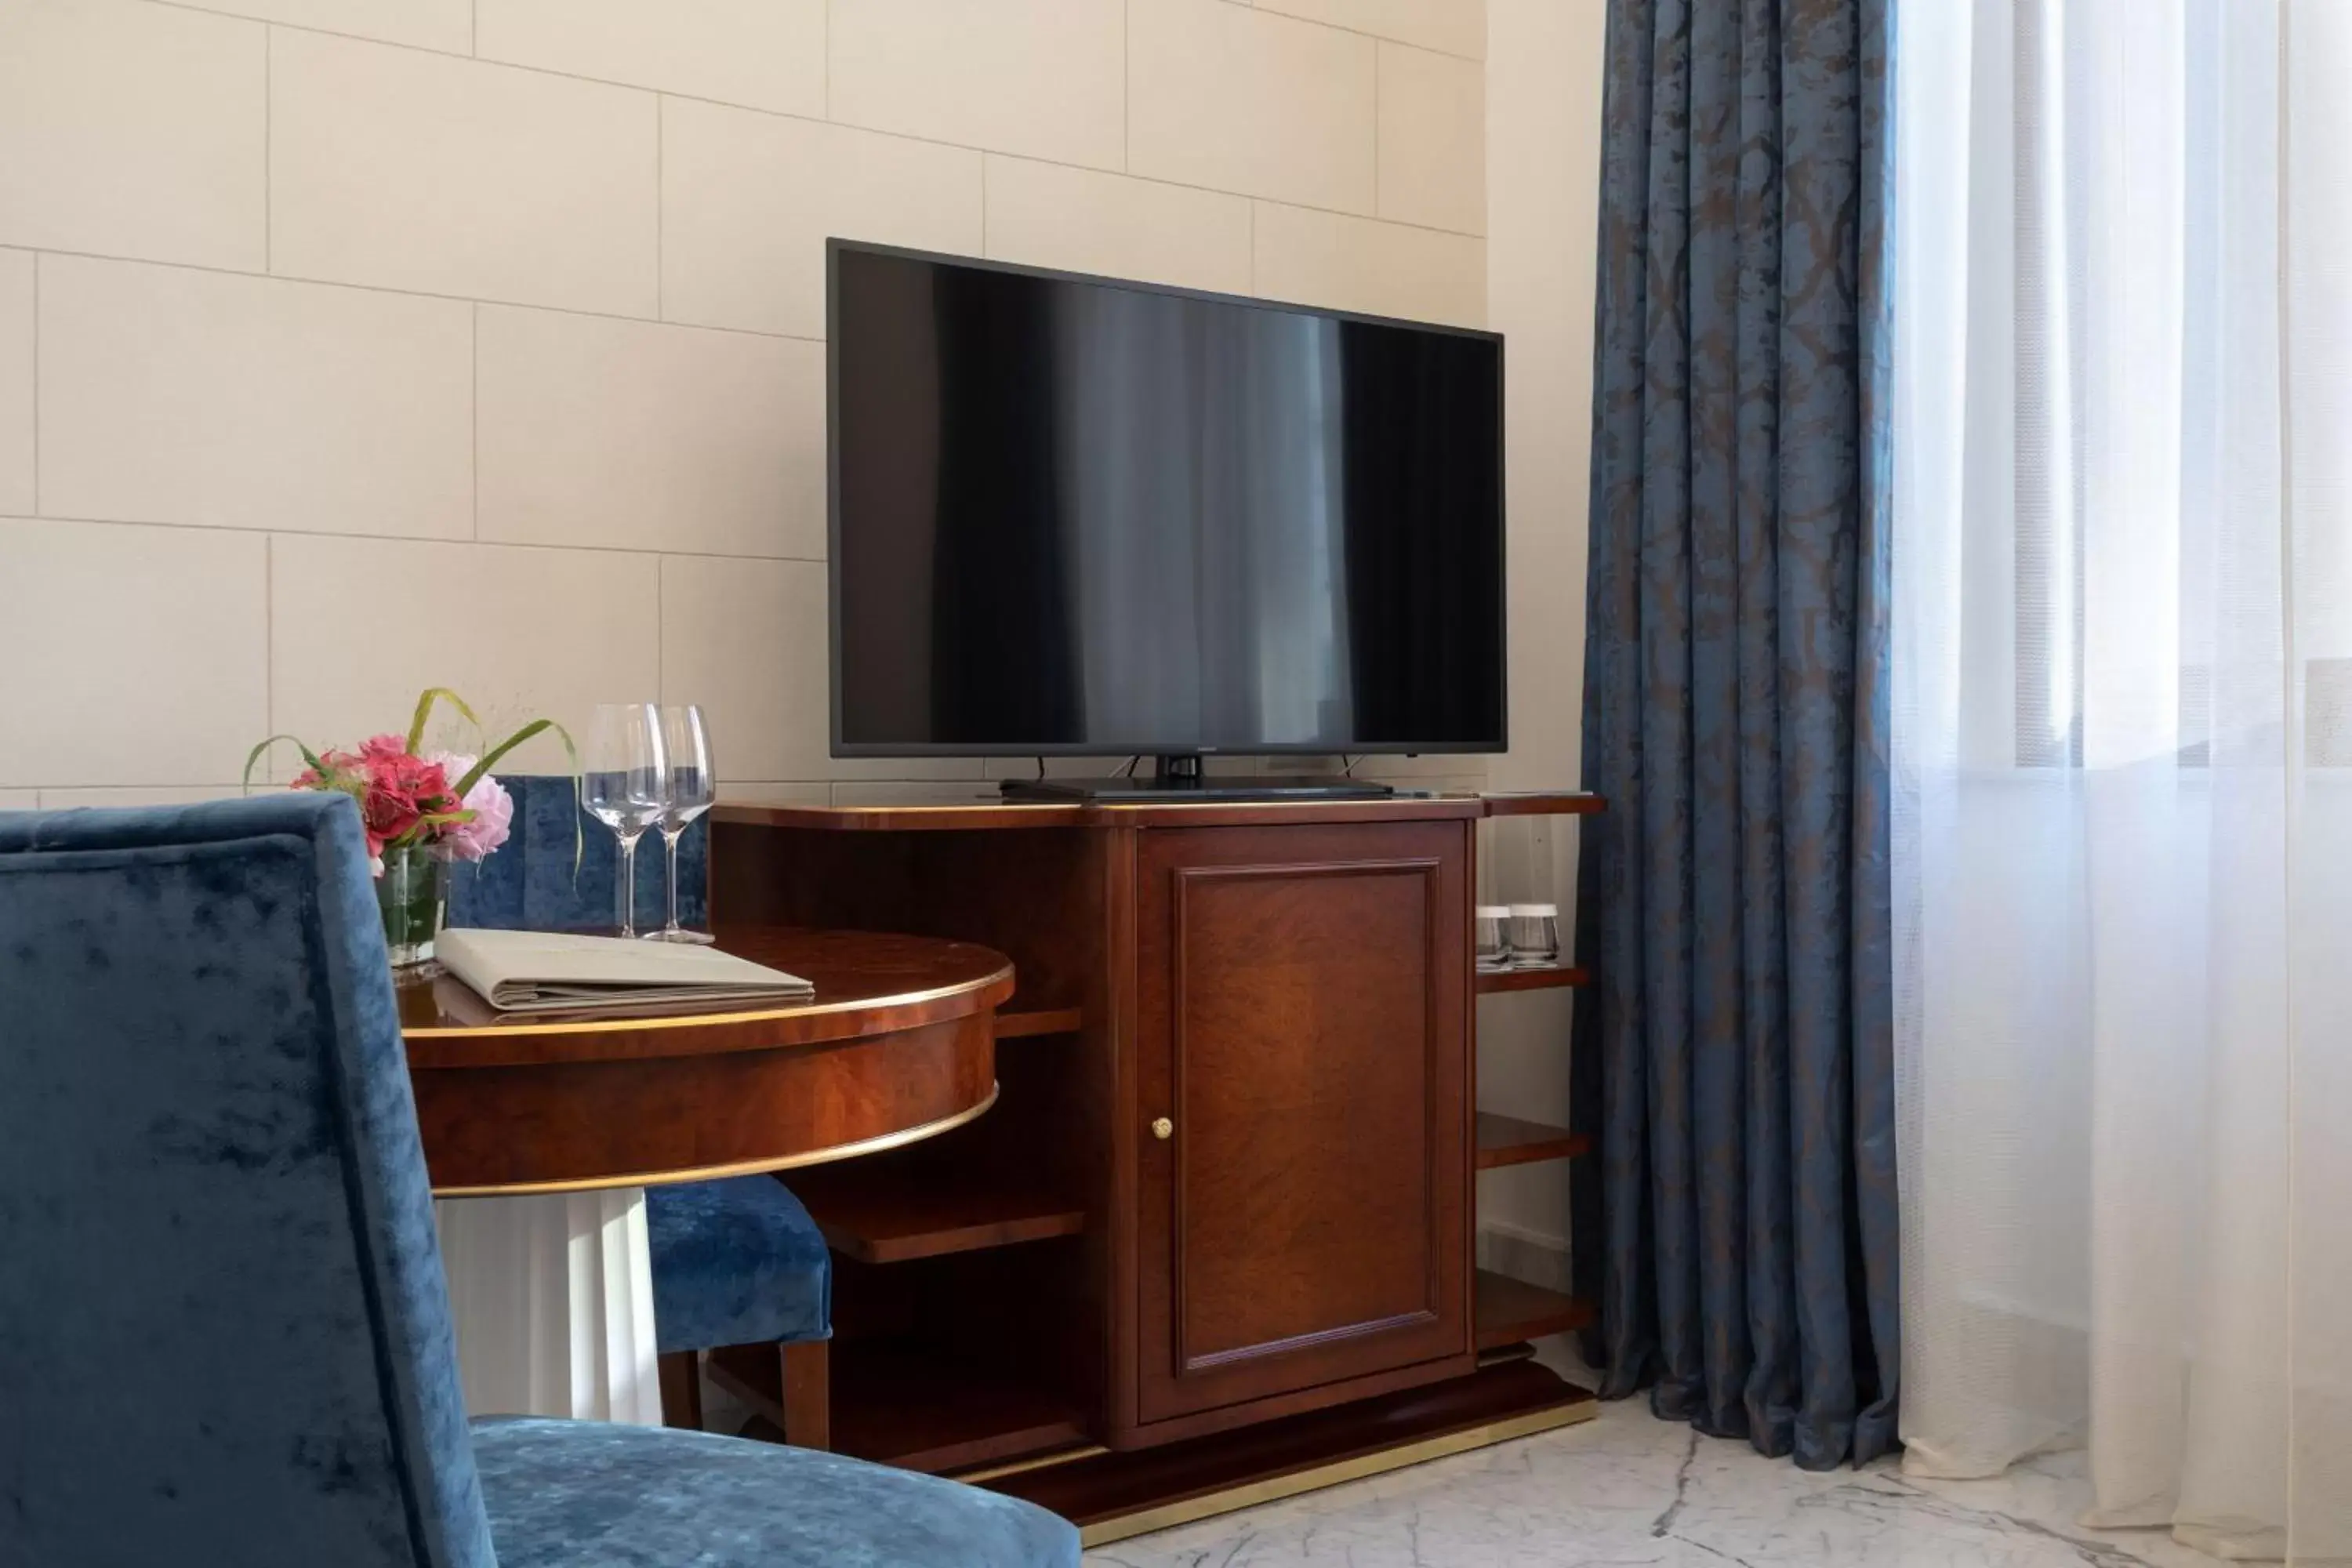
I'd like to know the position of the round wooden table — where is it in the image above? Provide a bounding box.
[401,926,1014,1425]
[401,926,1014,1195]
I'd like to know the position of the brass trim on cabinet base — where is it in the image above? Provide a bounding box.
[1075,1399,1599,1548]
[953,1444,1114,1485]
[428,1084,1001,1197]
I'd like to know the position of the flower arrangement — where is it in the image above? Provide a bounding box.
[246,688,570,967]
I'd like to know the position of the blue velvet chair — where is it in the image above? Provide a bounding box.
[0,794,1079,1568]
[445,775,836,1444]
[443,773,707,935]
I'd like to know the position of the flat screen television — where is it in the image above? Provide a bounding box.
[829,241,1504,797]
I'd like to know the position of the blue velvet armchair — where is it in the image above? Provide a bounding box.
[0,793,1079,1568]
[445,775,834,1444]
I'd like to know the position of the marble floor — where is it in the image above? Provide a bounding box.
[1086,1381,2213,1568]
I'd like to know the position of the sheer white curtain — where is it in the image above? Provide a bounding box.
[1893,0,2352,1561]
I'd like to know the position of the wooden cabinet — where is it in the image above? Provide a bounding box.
[711,793,1599,1540]
[1131,822,1472,1428]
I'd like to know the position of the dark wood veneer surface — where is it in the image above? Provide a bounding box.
[706,796,1591,1476]
[1134,822,1472,1427]
[400,925,1011,1065]
[714,796,1488,832]
[401,926,1010,1194]
[788,1160,1087,1264]
[710,1339,1088,1475]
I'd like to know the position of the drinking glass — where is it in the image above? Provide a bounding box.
[582,702,667,939]
[652,704,717,943]
[1474,906,1512,971]
[1505,903,1561,967]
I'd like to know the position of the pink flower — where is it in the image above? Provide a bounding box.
[348,747,455,865]
[252,690,557,878]
[428,754,514,863]
[361,777,425,852]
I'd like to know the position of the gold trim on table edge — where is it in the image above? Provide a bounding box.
[428,1083,1000,1198]
[401,966,1014,1040]
[1070,1398,1598,1548]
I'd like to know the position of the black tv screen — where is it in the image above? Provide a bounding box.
[829,241,1505,757]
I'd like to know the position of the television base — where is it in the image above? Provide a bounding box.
[998,771,1395,804]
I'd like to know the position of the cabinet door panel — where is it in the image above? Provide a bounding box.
[1134,822,1468,1425]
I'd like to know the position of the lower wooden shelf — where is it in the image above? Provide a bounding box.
[1473,1269,1595,1352]
[788,1164,1086,1265]
[711,1338,1087,1475]
[1474,1112,1590,1169]
[997,1007,1083,1039]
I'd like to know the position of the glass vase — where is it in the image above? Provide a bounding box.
[377,843,448,970]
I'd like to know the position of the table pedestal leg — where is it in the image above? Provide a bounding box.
[433,1189,663,1426]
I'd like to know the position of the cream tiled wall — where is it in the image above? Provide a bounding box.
[0,0,1495,804]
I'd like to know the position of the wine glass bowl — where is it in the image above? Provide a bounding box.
[582,702,667,939]
[652,704,717,943]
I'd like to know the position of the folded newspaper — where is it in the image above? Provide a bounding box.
[434,928,815,1014]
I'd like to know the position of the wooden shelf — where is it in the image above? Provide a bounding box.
[1475,963,1589,994]
[1478,792,1606,818]
[997,1007,1083,1039]
[1473,1269,1595,1351]
[711,1340,1087,1473]
[1474,1112,1589,1170]
[837,1341,1087,1472]
[713,1338,1087,1475]
[789,1167,1086,1265]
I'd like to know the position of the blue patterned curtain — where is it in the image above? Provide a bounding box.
[1570,0,1899,1469]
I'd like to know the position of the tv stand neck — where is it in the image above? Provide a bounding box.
[1152,754,1203,787]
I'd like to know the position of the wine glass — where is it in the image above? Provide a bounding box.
[582,702,667,939]
[652,704,717,943]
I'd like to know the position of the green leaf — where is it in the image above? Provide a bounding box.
[242,734,330,793]
[440,717,583,874]
[454,718,563,797]
[405,687,482,754]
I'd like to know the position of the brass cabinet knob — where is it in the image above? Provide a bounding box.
[1151,1116,1174,1141]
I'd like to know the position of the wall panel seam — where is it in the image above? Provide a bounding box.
[263,26,274,274]
[16,511,822,566]
[1203,0,1486,64]
[28,253,38,514]
[15,244,820,342]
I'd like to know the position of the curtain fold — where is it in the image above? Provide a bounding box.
[1891,1,2352,1560]
[1574,0,1900,1470]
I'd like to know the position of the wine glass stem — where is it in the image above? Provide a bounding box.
[662,829,684,936]
[616,833,639,939]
